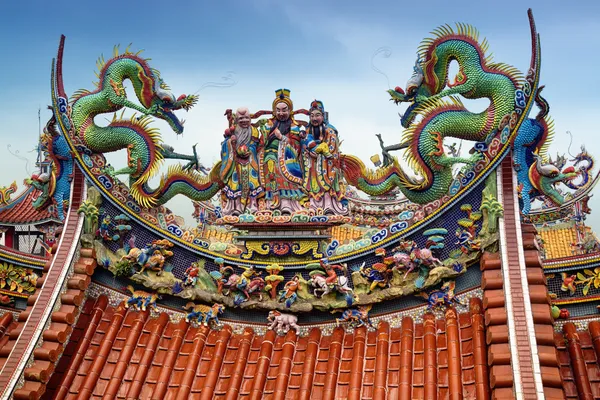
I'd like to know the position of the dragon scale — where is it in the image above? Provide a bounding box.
[71,55,164,181]
[344,24,523,204]
[70,50,221,208]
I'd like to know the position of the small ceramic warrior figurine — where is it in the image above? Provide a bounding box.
[259,89,308,213]
[183,262,200,287]
[220,107,264,215]
[302,100,347,214]
[278,275,300,308]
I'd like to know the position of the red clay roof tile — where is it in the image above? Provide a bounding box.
[0,313,12,341]
[39,296,500,399]
[0,188,60,225]
[556,322,598,400]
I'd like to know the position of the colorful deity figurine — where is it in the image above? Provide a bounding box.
[214,265,264,306]
[302,100,348,215]
[96,213,120,242]
[279,274,301,308]
[259,89,308,213]
[359,248,396,293]
[183,262,201,287]
[120,239,174,276]
[306,258,352,296]
[220,107,265,215]
[455,229,481,254]
[307,259,354,305]
[209,258,235,295]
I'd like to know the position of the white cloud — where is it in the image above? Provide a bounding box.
[1,4,600,234]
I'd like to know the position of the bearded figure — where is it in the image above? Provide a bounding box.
[302,100,348,214]
[259,89,308,213]
[219,107,264,215]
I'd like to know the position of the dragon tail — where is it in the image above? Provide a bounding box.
[342,97,472,203]
[534,85,550,121]
[107,113,165,187]
[340,154,428,197]
[130,162,223,208]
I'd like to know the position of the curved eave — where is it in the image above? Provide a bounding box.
[543,251,600,272]
[0,186,61,226]
[0,216,62,227]
[0,244,47,270]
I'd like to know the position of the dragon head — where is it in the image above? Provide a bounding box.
[529,156,579,206]
[26,173,52,209]
[387,56,429,128]
[149,75,198,134]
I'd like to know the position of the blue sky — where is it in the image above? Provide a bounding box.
[1,1,599,228]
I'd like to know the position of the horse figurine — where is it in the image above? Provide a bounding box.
[309,271,353,297]
[395,240,443,268]
[309,271,356,306]
[392,241,444,288]
[209,259,235,294]
[183,302,225,328]
[307,260,355,304]
[222,266,263,305]
[336,305,374,328]
[390,252,417,279]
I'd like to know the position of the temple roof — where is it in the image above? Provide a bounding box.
[0,187,60,226]
[1,187,568,399]
[0,160,588,399]
[41,297,490,400]
[538,224,578,259]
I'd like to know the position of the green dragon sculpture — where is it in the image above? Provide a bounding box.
[342,14,539,204]
[69,46,222,208]
[528,156,579,208]
[62,11,541,212]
